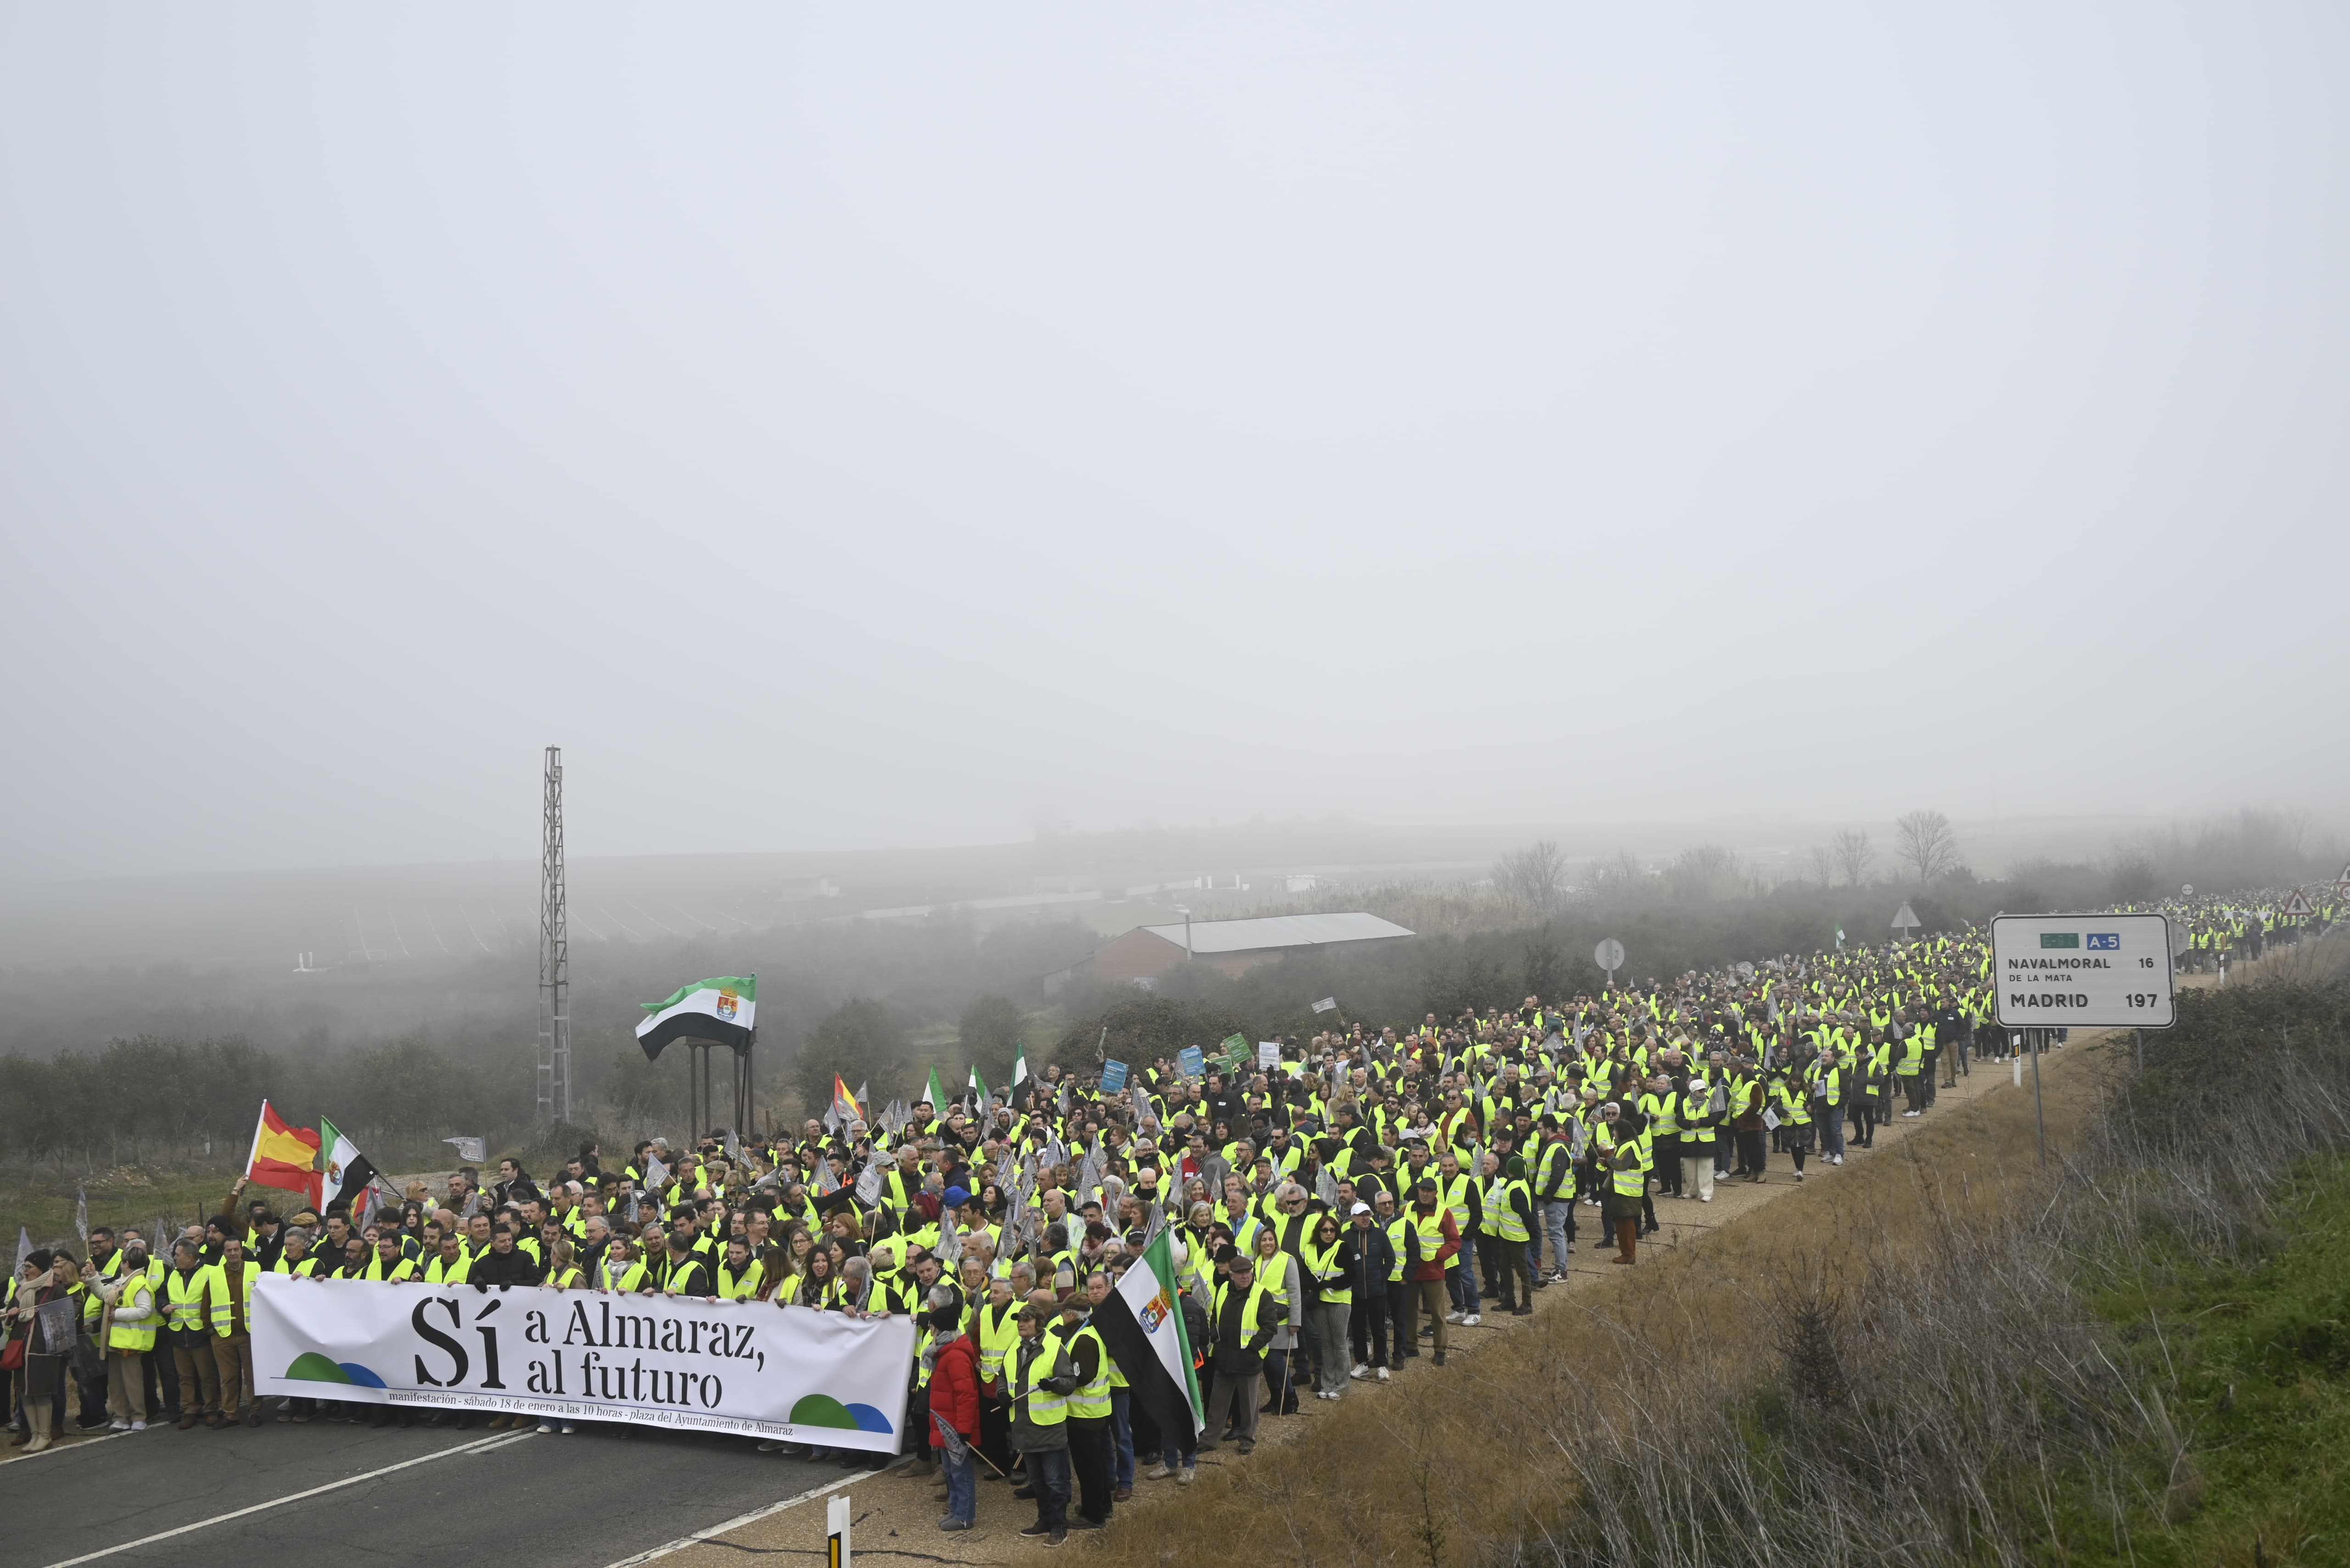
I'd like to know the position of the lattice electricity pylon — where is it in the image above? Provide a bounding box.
[537,745,571,1122]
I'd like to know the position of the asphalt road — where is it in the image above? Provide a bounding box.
[2,1414,885,1568]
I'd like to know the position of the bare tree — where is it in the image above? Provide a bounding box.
[1893,810,1960,884]
[1829,828,1876,887]
[1492,839,1567,915]
[1807,845,1836,886]
[1663,844,1745,903]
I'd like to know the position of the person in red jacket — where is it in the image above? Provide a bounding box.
[926,1285,983,1533]
[1400,1178,1461,1366]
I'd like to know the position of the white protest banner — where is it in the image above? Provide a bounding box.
[250,1276,913,1451]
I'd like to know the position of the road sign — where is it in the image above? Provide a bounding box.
[2170,921,2191,957]
[2279,889,2316,919]
[1594,938,1625,974]
[2182,884,2193,897]
[2334,863,2350,892]
[1992,913,2175,1029]
[1891,902,1920,932]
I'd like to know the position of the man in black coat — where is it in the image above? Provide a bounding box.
[1343,1202,1393,1380]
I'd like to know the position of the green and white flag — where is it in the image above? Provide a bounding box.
[1095,1229,1203,1440]
[318,1117,381,1213]
[924,1066,947,1110]
[636,976,757,1061]
[969,1065,990,1106]
[1011,1045,1029,1086]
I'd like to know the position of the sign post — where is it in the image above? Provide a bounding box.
[1594,938,1625,989]
[1991,913,2178,1166]
[828,1492,851,1568]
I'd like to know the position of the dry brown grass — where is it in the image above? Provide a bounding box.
[1067,938,2350,1568]
[1074,1027,2115,1568]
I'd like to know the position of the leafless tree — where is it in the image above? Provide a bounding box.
[1662,844,1745,903]
[1829,828,1876,887]
[1807,845,1836,886]
[1893,810,1959,884]
[1492,839,1567,915]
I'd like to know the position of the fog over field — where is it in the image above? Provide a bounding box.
[2,5,2344,898]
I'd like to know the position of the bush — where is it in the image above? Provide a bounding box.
[1050,997,1252,1074]
[958,994,1024,1078]
[790,998,908,1110]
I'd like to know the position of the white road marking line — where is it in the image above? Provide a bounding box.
[599,1457,914,1568]
[36,1429,535,1568]
[0,1427,138,1466]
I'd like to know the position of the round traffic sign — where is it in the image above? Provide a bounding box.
[1594,938,1625,972]
[2182,884,2193,897]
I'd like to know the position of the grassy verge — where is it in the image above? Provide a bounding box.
[0,1157,300,1251]
[2090,1149,2350,1566]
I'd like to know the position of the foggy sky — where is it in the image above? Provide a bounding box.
[4,5,2345,884]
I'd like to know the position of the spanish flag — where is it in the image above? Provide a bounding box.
[246,1099,322,1205]
[831,1074,862,1126]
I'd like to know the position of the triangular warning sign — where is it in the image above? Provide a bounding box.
[1891,902,1920,931]
[2335,862,2350,892]
[2279,889,2316,919]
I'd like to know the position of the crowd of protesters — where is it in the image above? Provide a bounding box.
[8,890,2333,1544]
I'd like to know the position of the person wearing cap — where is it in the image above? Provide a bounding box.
[1197,1250,1284,1453]
[1057,1289,1116,1529]
[1479,1151,1535,1316]
[1009,1306,1077,1544]
[1675,1075,1717,1203]
[1398,1177,1459,1365]
[926,1281,983,1531]
[1344,1199,1393,1380]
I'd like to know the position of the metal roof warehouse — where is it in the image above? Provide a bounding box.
[1046,911,1416,993]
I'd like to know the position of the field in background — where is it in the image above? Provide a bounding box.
[0,813,2197,971]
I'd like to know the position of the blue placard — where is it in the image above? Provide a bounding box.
[1100,1059,1129,1094]
[1176,1045,1205,1079]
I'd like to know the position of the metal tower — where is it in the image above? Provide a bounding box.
[537,745,572,1122]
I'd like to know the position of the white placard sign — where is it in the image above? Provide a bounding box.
[250,1276,913,1450]
[1991,913,2176,1029]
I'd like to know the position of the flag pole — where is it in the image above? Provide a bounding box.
[244,1100,269,1181]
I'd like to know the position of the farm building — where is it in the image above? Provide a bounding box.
[1044,911,1416,993]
